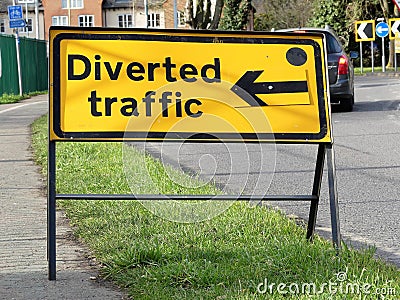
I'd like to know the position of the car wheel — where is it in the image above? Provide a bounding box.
[339,96,354,112]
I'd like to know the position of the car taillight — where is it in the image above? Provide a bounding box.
[338,55,348,75]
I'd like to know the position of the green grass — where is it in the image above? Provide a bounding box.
[0,91,47,104]
[354,66,398,75]
[31,115,400,299]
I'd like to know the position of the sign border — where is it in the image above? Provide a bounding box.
[50,27,329,143]
[389,18,400,40]
[355,20,375,42]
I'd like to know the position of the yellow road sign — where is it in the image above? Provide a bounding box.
[49,27,331,143]
[355,20,375,42]
[389,18,400,40]
[395,32,400,53]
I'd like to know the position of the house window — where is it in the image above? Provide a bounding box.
[0,19,5,33]
[23,18,33,33]
[62,0,84,9]
[178,11,186,27]
[52,16,68,26]
[147,13,160,28]
[79,15,94,27]
[118,14,132,28]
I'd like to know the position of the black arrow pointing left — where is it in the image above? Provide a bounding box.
[231,70,309,106]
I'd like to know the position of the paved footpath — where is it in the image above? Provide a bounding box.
[0,95,126,299]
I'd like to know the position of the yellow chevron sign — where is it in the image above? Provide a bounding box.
[355,20,375,42]
[49,27,331,143]
[389,18,400,40]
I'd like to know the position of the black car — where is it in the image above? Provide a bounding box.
[276,27,358,112]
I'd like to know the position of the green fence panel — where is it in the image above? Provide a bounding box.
[0,34,19,95]
[19,37,48,94]
[0,35,48,96]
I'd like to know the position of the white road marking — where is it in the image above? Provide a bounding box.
[0,101,46,115]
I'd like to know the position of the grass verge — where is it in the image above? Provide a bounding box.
[32,115,400,299]
[354,66,398,75]
[0,91,47,105]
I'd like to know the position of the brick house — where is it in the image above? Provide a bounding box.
[42,0,189,41]
[1,0,218,41]
[161,0,188,29]
[42,0,103,39]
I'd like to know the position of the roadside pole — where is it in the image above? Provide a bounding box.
[360,42,363,73]
[376,20,389,73]
[9,0,24,96]
[396,36,398,72]
[371,41,374,72]
[15,30,23,96]
[144,0,148,28]
[173,0,177,28]
[25,1,28,38]
[67,0,71,25]
[35,0,39,39]
[131,0,135,27]
[327,144,341,249]
[382,36,386,72]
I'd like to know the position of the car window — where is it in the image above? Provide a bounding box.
[325,34,342,54]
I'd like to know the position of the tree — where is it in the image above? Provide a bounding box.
[185,0,224,29]
[390,4,400,67]
[309,0,352,48]
[376,0,399,67]
[254,0,314,31]
[308,0,397,66]
[345,0,380,24]
[209,0,224,29]
[219,0,253,30]
[186,0,211,29]
[345,0,380,66]
[378,0,390,19]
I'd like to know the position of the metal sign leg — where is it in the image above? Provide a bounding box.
[326,144,341,250]
[306,143,326,241]
[48,141,57,280]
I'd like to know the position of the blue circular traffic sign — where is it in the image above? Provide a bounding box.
[376,22,389,38]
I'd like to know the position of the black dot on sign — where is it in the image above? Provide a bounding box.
[286,47,307,66]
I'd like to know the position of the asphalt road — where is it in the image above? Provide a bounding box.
[139,75,400,267]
